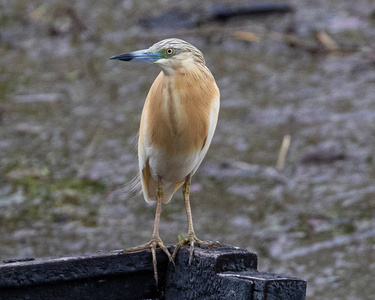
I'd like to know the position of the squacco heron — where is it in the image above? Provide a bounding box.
[110,38,220,284]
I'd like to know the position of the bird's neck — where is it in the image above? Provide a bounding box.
[159,63,216,134]
[162,64,212,103]
[159,57,209,77]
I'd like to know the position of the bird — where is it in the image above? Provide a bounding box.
[110,38,220,285]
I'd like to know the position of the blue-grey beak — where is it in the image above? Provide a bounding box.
[110,49,161,62]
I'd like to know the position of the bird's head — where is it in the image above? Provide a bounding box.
[110,38,205,74]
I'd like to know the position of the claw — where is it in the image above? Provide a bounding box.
[188,240,194,265]
[173,234,219,264]
[150,244,158,286]
[120,235,173,286]
[172,243,181,260]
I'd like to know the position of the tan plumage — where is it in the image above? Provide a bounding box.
[110,38,220,286]
[140,65,219,203]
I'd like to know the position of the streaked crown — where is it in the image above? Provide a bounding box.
[150,38,206,66]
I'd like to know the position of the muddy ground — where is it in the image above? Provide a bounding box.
[1,0,375,299]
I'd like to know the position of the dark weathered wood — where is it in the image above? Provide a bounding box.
[0,249,168,300]
[166,245,306,300]
[0,245,306,300]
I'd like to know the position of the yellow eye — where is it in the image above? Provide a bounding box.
[166,48,174,55]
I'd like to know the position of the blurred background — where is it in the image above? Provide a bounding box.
[1,0,375,298]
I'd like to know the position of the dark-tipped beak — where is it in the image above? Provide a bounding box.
[110,49,161,62]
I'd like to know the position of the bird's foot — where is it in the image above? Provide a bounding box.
[172,233,220,264]
[120,235,173,287]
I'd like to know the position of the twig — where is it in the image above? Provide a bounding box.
[315,30,338,52]
[234,31,261,42]
[235,30,359,54]
[77,127,104,178]
[276,134,291,170]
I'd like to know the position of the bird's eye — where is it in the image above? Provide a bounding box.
[166,48,174,55]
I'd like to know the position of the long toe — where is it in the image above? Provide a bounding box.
[120,236,173,286]
[188,240,195,265]
[173,234,219,263]
[155,238,174,263]
[121,242,153,254]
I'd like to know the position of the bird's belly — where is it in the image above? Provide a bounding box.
[147,148,199,183]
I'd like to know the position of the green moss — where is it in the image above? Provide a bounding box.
[331,29,368,46]
[0,79,7,102]
[0,173,107,227]
[0,15,17,28]
[11,175,107,200]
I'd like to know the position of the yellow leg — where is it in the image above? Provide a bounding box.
[121,177,173,286]
[172,174,219,264]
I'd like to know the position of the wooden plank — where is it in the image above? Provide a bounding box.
[0,245,306,300]
[166,245,305,300]
[0,249,167,299]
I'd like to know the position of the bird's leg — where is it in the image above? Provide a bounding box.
[172,174,219,264]
[121,177,173,286]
